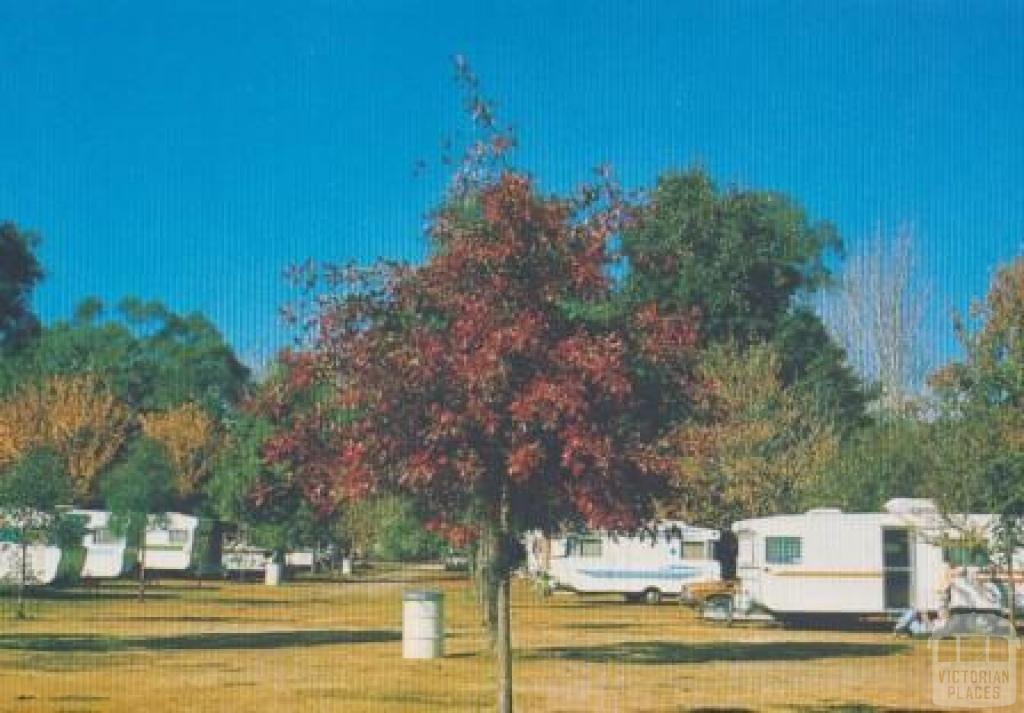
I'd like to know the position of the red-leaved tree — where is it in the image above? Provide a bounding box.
[268,60,701,713]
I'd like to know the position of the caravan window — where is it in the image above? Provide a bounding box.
[766,536,802,565]
[93,528,119,545]
[681,541,708,560]
[567,538,602,558]
[168,529,189,545]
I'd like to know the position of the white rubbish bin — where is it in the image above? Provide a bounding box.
[403,590,444,659]
[341,557,353,576]
[264,561,282,586]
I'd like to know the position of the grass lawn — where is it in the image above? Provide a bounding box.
[0,567,993,712]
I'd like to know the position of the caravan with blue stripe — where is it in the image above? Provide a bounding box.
[527,520,721,604]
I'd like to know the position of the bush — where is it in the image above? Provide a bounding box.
[53,545,86,586]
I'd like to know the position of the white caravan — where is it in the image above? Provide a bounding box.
[0,511,63,585]
[222,542,272,574]
[535,521,722,603]
[72,510,126,578]
[70,510,205,577]
[144,512,203,571]
[0,543,62,585]
[732,498,1018,620]
[221,541,320,575]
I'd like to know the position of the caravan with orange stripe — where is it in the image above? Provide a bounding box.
[730,499,1023,623]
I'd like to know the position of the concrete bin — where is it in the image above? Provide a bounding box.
[403,590,444,659]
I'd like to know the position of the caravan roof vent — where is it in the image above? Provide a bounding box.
[806,507,843,515]
[884,498,938,516]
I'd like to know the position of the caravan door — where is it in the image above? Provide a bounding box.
[736,529,761,608]
[882,528,913,610]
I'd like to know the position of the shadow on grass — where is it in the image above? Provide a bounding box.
[0,629,400,653]
[563,622,632,631]
[82,615,259,624]
[787,706,938,712]
[530,640,909,665]
[26,589,181,602]
[208,597,334,607]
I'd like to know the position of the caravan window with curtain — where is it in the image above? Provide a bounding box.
[766,537,802,565]
[567,538,602,558]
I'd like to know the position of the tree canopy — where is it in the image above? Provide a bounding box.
[0,222,43,352]
[619,170,866,432]
[0,298,249,411]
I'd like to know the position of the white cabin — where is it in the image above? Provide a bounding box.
[534,521,722,602]
[732,499,1017,619]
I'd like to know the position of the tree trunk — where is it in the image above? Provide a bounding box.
[1007,531,1016,631]
[138,530,146,603]
[496,566,512,713]
[17,539,27,619]
[476,523,499,644]
[494,486,513,713]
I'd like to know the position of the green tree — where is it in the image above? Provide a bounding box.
[773,309,870,432]
[118,298,250,412]
[812,416,935,512]
[206,411,330,572]
[101,439,177,602]
[0,298,249,411]
[622,170,837,343]
[0,448,74,615]
[338,496,445,562]
[0,222,43,352]
[621,170,867,430]
[928,258,1024,625]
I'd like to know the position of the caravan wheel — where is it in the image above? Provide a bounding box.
[643,588,662,605]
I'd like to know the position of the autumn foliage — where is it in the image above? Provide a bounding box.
[141,402,219,497]
[269,172,701,540]
[0,374,132,496]
[672,343,837,527]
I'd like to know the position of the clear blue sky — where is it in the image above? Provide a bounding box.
[1,1,1022,371]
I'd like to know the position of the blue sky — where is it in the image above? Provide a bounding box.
[1,1,1022,372]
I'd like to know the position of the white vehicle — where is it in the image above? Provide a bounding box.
[71,509,126,578]
[69,510,210,577]
[144,512,204,571]
[284,550,315,569]
[222,542,273,574]
[0,511,63,586]
[731,498,1018,621]
[535,521,722,603]
[0,542,62,585]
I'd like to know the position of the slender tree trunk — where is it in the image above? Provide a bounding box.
[1007,530,1016,631]
[495,486,513,713]
[17,539,27,619]
[474,540,487,624]
[496,566,512,713]
[138,530,146,603]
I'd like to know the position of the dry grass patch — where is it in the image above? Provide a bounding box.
[0,568,1005,711]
